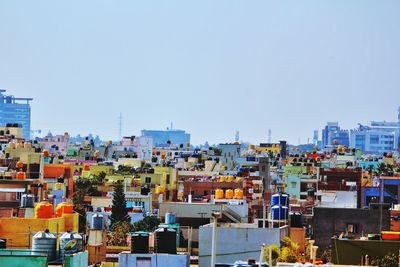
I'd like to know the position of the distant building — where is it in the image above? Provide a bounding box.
[350,108,400,154]
[141,129,190,147]
[322,122,349,147]
[218,143,241,170]
[0,90,33,140]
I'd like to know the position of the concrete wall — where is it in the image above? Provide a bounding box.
[199,224,286,267]
[0,255,47,267]
[118,252,190,267]
[64,251,88,267]
[313,206,391,250]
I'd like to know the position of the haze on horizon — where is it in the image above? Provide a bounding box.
[0,1,399,145]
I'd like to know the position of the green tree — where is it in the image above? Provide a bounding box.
[131,215,161,232]
[371,253,398,267]
[72,188,86,232]
[110,181,130,226]
[107,221,133,246]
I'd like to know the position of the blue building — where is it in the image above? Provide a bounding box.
[322,122,349,148]
[141,129,190,147]
[0,90,33,140]
[350,126,397,155]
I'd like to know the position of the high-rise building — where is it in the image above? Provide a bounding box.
[0,90,33,140]
[141,129,190,147]
[350,108,400,154]
[322,122,349,148]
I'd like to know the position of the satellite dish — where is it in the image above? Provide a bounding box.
[64,239,78,251]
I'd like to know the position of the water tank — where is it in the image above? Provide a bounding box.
[290,212,303,228]
[55,203,73,217]
[219,176,226,182]
[32,231,57,261]
[91,214,104,230]
[35,202,53,218]
[21,194,34,208]
[154,227,176,254]
[234,189,244,200]
[165,212,176,224]
[16,172,26,180]
[131,232,149,253]
[215,189,224,199]
[60,232,83,259]
[271,205,289,221]
[140,186,150,195]
[271,194,289,207]
[0,239,6,249]
[225,189,234,199]
[227,176,234,182]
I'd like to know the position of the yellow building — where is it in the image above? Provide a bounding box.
[255,143,281,154]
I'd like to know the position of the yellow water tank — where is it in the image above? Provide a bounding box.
[9,143,16,149]
[220,166,226,171]
[17,142,24,148]
[236,177,243,183]
[215,189,224,199]
[54,183,62,190]
[35,202,53,218]
[155,186,165,194]
[225,189,234,199]
[227,176,234,182]
[219,176,226,182]
[249,144,255,150]
[24,142,32,149]
[234,189,244,200]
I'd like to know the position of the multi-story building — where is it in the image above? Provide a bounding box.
[141,128,190,147]
[322,122,349,148]
[0,90,33,140]
[350,127,396,155]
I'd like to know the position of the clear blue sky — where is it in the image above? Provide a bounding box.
[1,1,399,145]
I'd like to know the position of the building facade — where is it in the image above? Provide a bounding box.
[141,129,190,147]
[0,90,33,140]
[322,122,349,148]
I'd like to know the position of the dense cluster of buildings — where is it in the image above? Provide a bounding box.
[0,90,400,267]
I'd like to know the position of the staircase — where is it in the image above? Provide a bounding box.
[222,205,242,223]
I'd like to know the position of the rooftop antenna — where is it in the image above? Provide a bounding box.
[268,129,271,143]
[235,131,239,142]
[171,122,173,130]
[118,113,122,140]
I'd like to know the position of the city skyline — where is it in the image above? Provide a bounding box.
[1,1,400,145]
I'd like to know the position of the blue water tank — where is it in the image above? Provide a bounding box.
[271,205,289,220]
[165,212,176,224]
[271,194,289,207]
[91,214,104,230]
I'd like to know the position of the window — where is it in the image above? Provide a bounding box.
[145,177,151,184]
[347,223,358,233]
[204,190,208,195]
[370,135,379,145]
[166,174,170,184]
[291,182,297,188]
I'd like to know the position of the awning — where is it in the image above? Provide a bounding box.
[0,188,26,193]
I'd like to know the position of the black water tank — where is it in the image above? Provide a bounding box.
[0,239,6,249]
[290,212,303,228]
[131,232,149,254]
[154,227,176,254]
[140,186,150,196]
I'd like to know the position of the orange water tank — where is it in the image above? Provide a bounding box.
[16,172,26,180]
[56,203,74,217]
[381,231,400,241]
[43,150,49,157]
[215,189,224,199]
[225,189,234,199]
[16,161,24,169]
[219,176,226,182]
[83,164,90,171]
[249,144,255,150]
[234,189,244,200]
[227,176,234,182]
[35,202,53,218]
